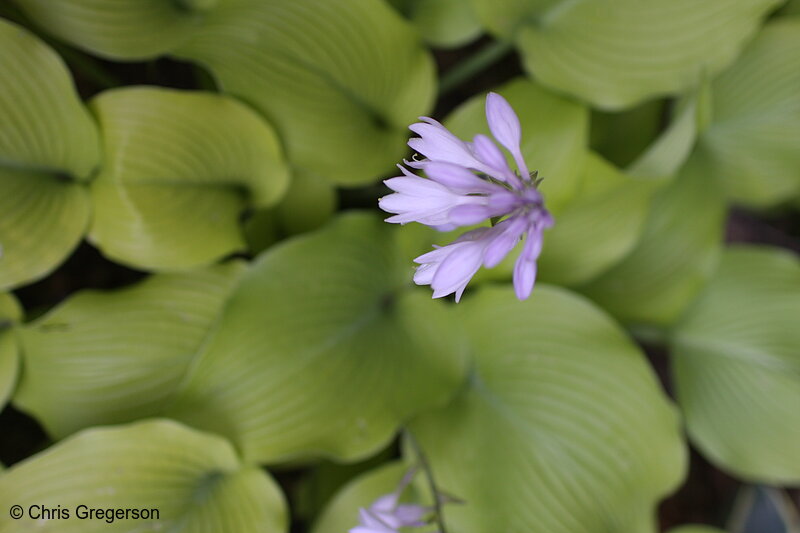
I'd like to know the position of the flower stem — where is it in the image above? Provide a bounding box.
[438,39,514,97]
[405,429,449,533]
[726,486,755,533]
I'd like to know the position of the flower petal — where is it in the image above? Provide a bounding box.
[423,161,500,194]
[513,228,545,300]
[483,217,527,268]
[471,134,521,188]
[431,240,486,298]
[448,204,492,226]
[485,92,529,178]
[408,118,479,168]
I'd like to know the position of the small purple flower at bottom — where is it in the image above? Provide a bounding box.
[350,469,429,533]
[379,92,553,302]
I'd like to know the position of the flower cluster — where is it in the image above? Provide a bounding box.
[350,469,430,533]
[379,92,553,302]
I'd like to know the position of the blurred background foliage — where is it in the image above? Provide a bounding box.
[0,0,798,532]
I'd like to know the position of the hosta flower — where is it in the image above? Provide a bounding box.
[350,469,429,533]
[379,92,553,301]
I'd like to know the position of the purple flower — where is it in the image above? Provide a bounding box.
[379,92,553,302]
[350,469,429,533]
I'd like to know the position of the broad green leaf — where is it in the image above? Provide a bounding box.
[391,0,482,47]
[668,525,725,533]
[312,462,425,533]
[784,0,800,15]
[14,262,246,439]
[696,19,800,208]
[274,169,337,236]
[590,99,664,169]
[0,19,99,289]
[17,0,437,185]
[627,86,705,180]
[409,286,686,533]
[0,292,21,410]
[672,246,800,484]
[88,87,289,270]
[244,169,338,255]
[166,213,466,464]
[178,0,435,185]
[445,78,589,214]
[473,0,781,108]
[10,0,218,59]
[294,448,396,523]
[0,419,287,533]
[579,153,727,327]
[537,152,658,286]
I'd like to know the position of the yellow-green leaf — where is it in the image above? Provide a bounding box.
[410,285,686,533]
[0,19,99,289]
[672,246,800,484]
[88,87,289,270]
[0,420,287,533]
[14,262,246,439]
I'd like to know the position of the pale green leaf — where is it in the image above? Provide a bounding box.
[590,99,664,169]
[312,462,425,533]
[393,0,482,47]
[244,168,338,255]
[16,0,437,185]
[409,285,687,533]
[672,246,800,484]
[88,87,289,270]
[627,85,705,180]
[667,527,726,533]
[11,0,217,60]
[275,169,337,236]
[166,212,466,464]
[178,0,435,185]
[0,420,287,533]
[696,19,800,208]
[0,292,21,410]
[243,169,338,255]
[0,19,99,289]
[444,78,589,214]
[537,152,658,286]
[474,0,781,108]
[14,262,246,439]
[783,0,800,15]
[578,153,727,327]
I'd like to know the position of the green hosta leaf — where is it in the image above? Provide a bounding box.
[10,0,218,59]
[17,0,436,185]
[473,0,781,108]
[274,170,338,236]
[627,86,705,180]
[14,262,246,439]
[537,152,658,286]
[590,99,664,169]
[784,0,800,15]
[672,246,800,484]
[88,87,289,270]
[244,169,338,255]
[391,0,482,47]
[696,19,800,208]
[409,286,686,533]
[0,420,287,533]
[0,292,22,410]
[166,212,466,464]
[669,525,725,533]
[312,462,424,533]
[179,0,435,185]
[0,19,99,289]
[579,153,727,327]
[444,78,589,214]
